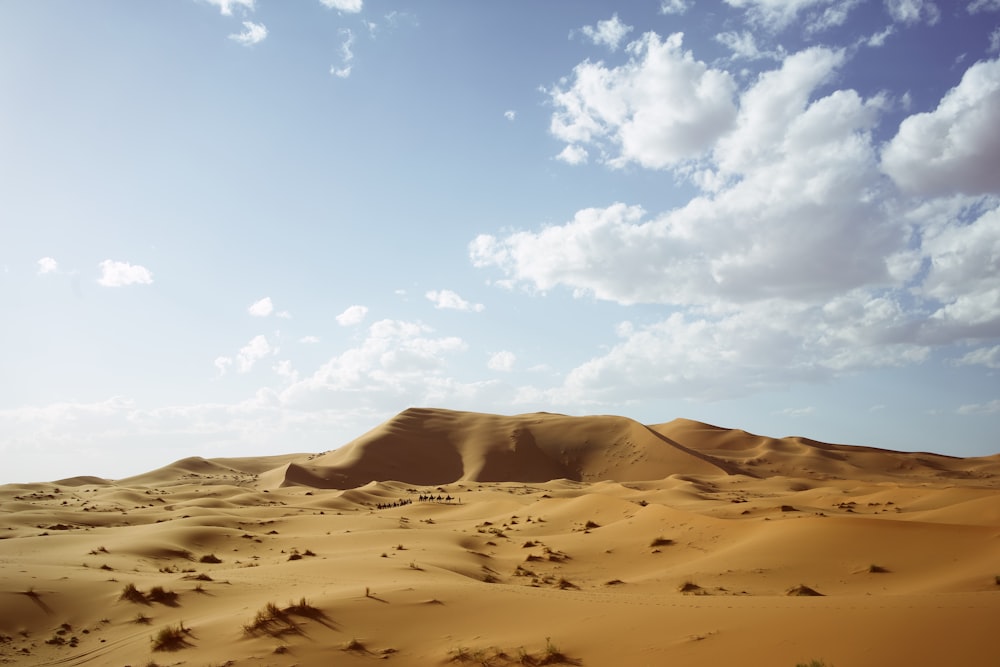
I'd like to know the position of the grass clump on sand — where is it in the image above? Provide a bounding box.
[119,583,147,604]
[650,536,674,547]
[198,553,222,564]
[796,661,833,667]
[243,598,324,636]
[150,622,190,651]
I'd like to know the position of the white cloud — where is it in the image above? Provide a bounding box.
[206,0,254,16]
[504,110,516,121]
[989,27,1000,53]
[724,0,857,31]
[299,335,321,344]
[280,319,468,406]
[248,297,274,317]
[578,14,633,52]
[969,0,1000,11]
[276,310,292,319]
[330,28,355,78]
[776,406,816,417]
[471,41,1000,403]
[955,344,1000,368]
[957,398,1000,414]
[426,289,485,312]
[214,356,233,376]
[885,0,940,24]
[863,25,895,47]
[556,144,588,165]
[488,350,516,372]
[882,57,1000,197]
[918,204,1000,337]
[478,51,896,308]
[336,304,369,326]
[320,0,363,13]
[545,298,929,404]
[273,359,297,381]
[548,32,738,170]
[229,20,267,45]
[97,260,153,287]
[806,0,862,32]
[714,31,782,60]
[37,257,58,275]
[660,0,690,14]
[237,334,273,373]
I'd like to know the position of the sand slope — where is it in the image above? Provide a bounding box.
[1,408,997,666]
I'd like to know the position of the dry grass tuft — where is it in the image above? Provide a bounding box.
[150,622,190,651]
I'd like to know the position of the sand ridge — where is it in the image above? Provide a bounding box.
[1,408,998,666]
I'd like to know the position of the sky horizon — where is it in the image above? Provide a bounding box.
[2,0,999,484]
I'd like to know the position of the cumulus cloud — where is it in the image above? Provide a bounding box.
[660,0,690,13]
[237,334,273,373]
[479,48,897,307]
[885,0,940,24]
[248,297,274,317]
[504,110,516,121]
[320,0,362,12]
[724,0,859,31]
[472,40,1000,404]
[955,344,1000,368]
[336,304,369,326]
[280,319,468,407]
[714,31,784,60]
[578,14,633,51]
[37,257,58,275]
[918,204,1000,338]
[214,356,233,376]
[488,350,516,372]
[97,260,153,287]
[882,57,1000,196]
[547,31,738,170]
[330,28,355,78]
[426,289,485,312]
[556,145,588,165]
[969,0,1000,11]
[206,0,254,16]
[229,20,267,45]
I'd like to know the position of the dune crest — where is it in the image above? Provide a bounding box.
[278,408,736,489]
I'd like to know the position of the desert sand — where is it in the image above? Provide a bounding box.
[2,407,998,666]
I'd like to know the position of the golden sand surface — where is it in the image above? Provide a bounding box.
[2,408,998,666]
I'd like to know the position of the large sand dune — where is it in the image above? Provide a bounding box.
[1,408,998,666]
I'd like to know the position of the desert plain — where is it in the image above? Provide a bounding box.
[1,407,999,666]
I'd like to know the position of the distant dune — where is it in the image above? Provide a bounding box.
[2,407,997,666]
[272,407,1000,489]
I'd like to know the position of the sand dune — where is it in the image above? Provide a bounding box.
[1,408,997,666]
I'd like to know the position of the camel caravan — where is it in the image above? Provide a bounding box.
[372,493,459,510]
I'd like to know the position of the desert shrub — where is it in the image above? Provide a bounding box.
[343,637,366,651]
[120,583,146,603]
[150,622,189,651]
[650,536,674,547]
[795,661,832,667]
[199,554,222,564]
[147,586,178,605]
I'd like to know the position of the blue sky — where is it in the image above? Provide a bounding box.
[2,0,999,483]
